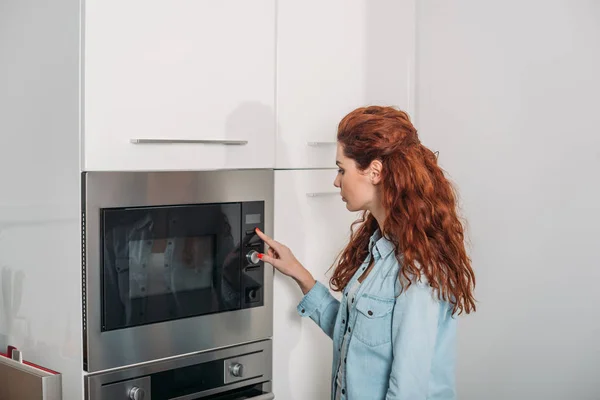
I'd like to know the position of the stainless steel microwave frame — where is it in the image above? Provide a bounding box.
[82,170,274,372]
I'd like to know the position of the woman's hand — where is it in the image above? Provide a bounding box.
[254,228,316,295]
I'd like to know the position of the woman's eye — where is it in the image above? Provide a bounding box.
[337,169,344,175]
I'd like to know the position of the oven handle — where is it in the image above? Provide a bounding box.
[244,394,274,400]
[169,391,274,400]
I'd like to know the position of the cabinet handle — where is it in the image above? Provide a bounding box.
[130,139,248,145]
[306,191,339,198]
[307,141,337,147]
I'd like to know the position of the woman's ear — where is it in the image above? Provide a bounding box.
[369,160,383,185]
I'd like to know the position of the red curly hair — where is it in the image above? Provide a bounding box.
[330,106,476,315]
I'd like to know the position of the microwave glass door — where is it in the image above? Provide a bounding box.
[101,203,243,331]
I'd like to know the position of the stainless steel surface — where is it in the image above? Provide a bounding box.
[168,385,273,400]
[246,250,260,265]
[86,340,273,400]
[83,170,275,372]
[223,351,266,384]
[306,191,340,197]
[130,139,248,145]
[129,386,145,400]
[307,141,337,146]
[242,394,274,400]
[97,377,150,400]
[172,393,275,400]
[0,355,62,400]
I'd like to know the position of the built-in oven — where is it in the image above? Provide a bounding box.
[85,340,274,400]
[82,170,274,372]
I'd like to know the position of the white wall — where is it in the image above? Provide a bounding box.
[416,1,600,399]
[0,1,83,399]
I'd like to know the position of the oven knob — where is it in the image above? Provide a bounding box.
[128,386,145,400]
[248,289,257,301]
[229,362,244,378]
[246,250,260,265]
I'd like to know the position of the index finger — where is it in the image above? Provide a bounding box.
[254,228,281,251]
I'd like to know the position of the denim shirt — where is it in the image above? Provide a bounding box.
[297,230,457,400]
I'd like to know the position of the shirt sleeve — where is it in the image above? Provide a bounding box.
[385,282,453,400]
[296,280,340,339]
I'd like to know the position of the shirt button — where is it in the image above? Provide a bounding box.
[342,389,346,395]
[348,327,351,333]
[368,310,373,316]
[301,309,305,314]
[341,319,345,324]
[344,357,347,363]
[351,298,354,303]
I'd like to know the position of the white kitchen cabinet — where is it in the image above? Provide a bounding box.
[276,0,416,169]
[83,0,276,171]
[272,169,359,400]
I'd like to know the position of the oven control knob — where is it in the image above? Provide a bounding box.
[229,362,244,377]
[246,250,260,265]
[129,386,145,400]
[248,289,257,301]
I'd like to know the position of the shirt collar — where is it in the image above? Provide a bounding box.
[368,229,395,260]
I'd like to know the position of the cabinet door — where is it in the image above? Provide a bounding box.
[84,0,275,171]
[272,170,359,400]
[276,0,416,169]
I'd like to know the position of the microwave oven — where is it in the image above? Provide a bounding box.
[82,170,274,372]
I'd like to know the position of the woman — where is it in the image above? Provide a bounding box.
[256,106,476,400]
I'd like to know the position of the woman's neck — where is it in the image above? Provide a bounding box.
[369,198,387,233]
